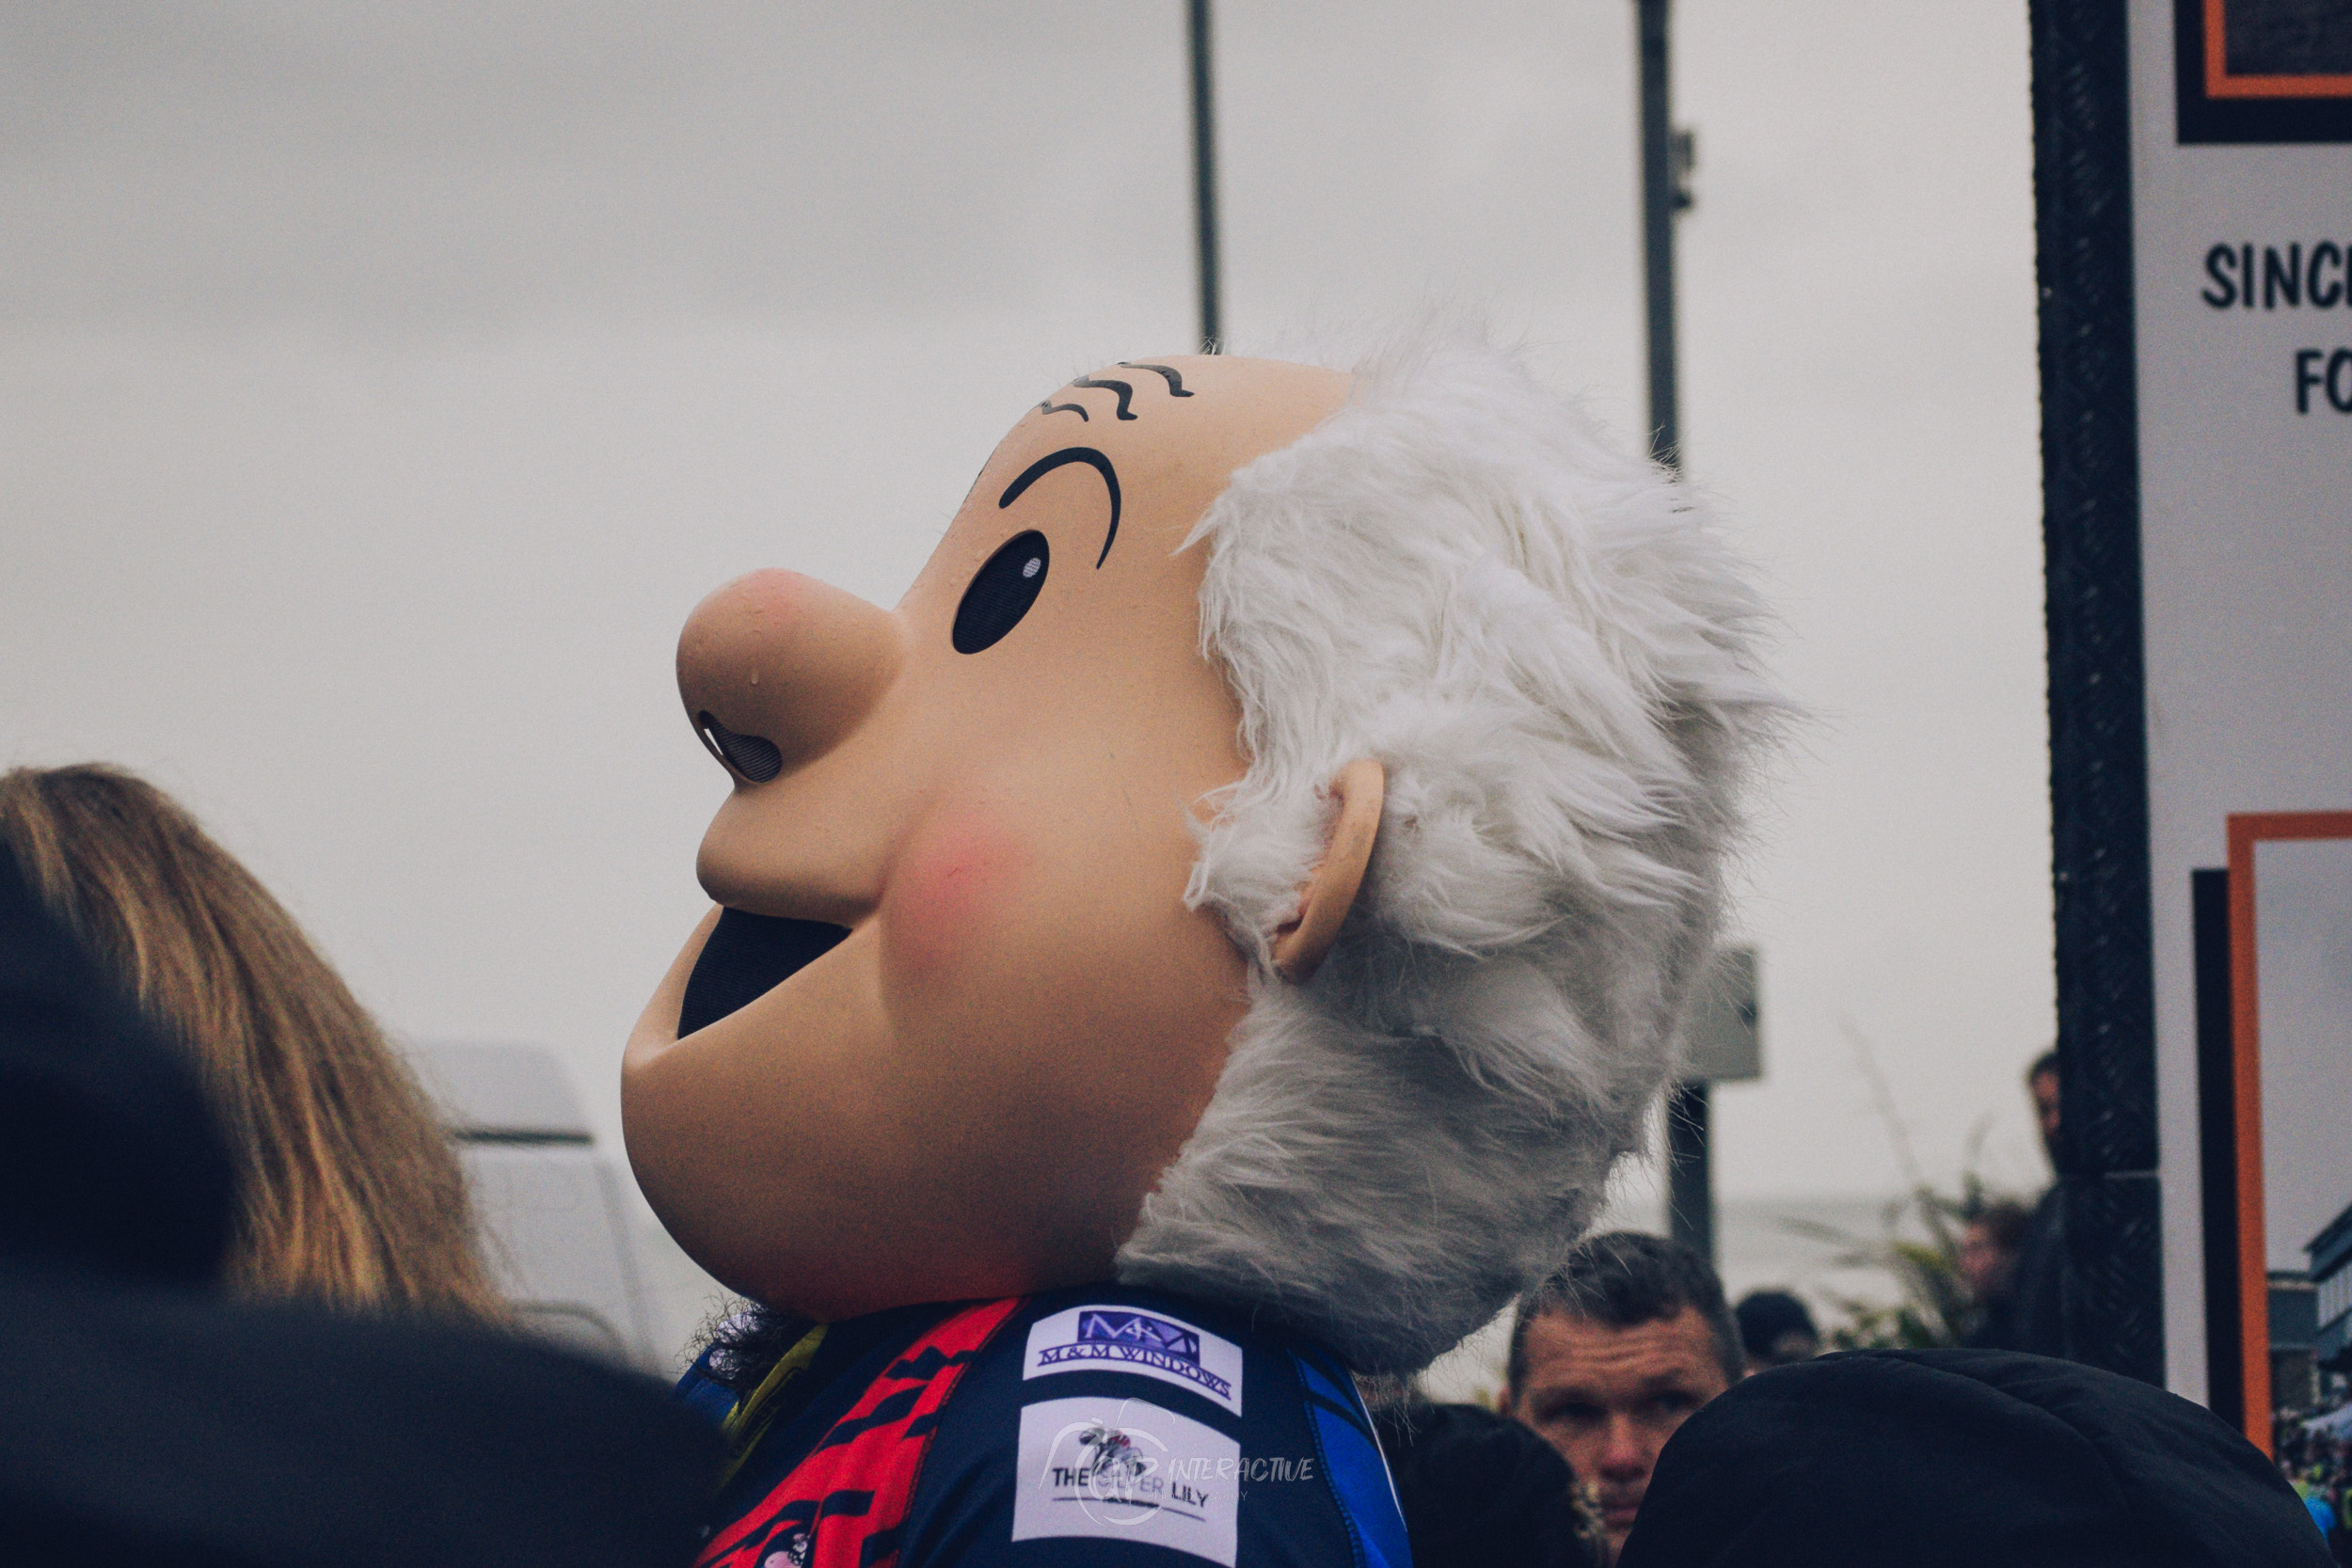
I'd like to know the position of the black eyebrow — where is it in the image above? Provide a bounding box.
[1117,362,1194,397]
[1069,373,1136,420]
[1036,400,1089,420]
[998,447,1121,568]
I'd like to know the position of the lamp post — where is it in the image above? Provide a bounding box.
[1636,0,1690,468]
[1188,0,1223,353]
[1638,0,1711,1261]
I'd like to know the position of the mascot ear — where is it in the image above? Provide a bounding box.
[1269,758,1385,984]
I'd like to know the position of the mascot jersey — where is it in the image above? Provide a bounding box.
[676,1285,1411,1568]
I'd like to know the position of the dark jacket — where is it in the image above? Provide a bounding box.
[2009,1184,2071,1357]
[1618,1349,2328,1568]
[1372,1401,1601,1568]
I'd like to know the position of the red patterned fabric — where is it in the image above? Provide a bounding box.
[696,1299,1021,1568]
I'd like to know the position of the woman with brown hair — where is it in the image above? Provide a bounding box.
[0,762,501,1315]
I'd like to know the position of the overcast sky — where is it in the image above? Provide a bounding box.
[0,1,2054,1202]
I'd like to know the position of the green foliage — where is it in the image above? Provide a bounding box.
[1788,1167,2015,1351]
[1807,1019,2042,1351]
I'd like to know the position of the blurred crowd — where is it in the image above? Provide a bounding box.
[2277,1420,2352,1563]
[0,761,2334,1566]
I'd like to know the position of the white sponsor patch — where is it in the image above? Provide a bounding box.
[1022,1305,1244,1416]
[1012,1397,1241,1567]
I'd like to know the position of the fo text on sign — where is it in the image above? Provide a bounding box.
[2200,243,2352,416]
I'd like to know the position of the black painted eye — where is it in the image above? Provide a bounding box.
[952,530,1050,655]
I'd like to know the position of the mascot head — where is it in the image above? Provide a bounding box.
[622,335,1777,1371]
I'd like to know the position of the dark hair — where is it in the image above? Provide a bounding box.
[2026,1050,2058,1085]
[699,1301,814,1392]
[1968,1199,2031,1254]
[1733,1290,1818,1364]
[1508,1231,1743,1391]
[1372,1401,1602,1568]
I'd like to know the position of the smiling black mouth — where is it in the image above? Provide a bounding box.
[678,909,850,1037]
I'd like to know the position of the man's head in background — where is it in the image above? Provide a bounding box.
[1958,1200,2030,1309]
[1507,1232,1745,1564]
[2027,1049,2059,1165]
[1732,1290,1820,1371]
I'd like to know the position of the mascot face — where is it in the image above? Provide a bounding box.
[623,356,1350,1320]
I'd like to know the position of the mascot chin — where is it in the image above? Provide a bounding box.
[621,332,1779,1568]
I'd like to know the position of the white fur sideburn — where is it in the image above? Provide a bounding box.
[1112,333,1783,1373]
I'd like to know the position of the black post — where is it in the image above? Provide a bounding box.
[1635,0,1678,467]
[1667,1082,1713,1265]
[1188,0,1222,353]
[1639,0,1709,1267]
[2192,868,2241,1427]
[2029,0,2162,1386]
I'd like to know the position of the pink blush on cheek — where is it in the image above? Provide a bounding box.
[879,817,1031,983]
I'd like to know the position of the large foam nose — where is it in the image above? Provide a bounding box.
[676,570,901,784]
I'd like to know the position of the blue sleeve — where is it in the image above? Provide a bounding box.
[898,1290,1411,1568]
[674,1347,740,1429]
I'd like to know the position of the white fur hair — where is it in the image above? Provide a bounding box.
[1112,329,1782,1373]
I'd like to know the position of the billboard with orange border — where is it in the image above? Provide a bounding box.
[2178,0,2352,141]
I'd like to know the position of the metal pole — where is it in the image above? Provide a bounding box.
[1636,0,1678,467]
[1188,0,1222,352]
[1667,1081,1713,1266]
[1640,0,1709,1264]
[2028,0,2162,1393]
